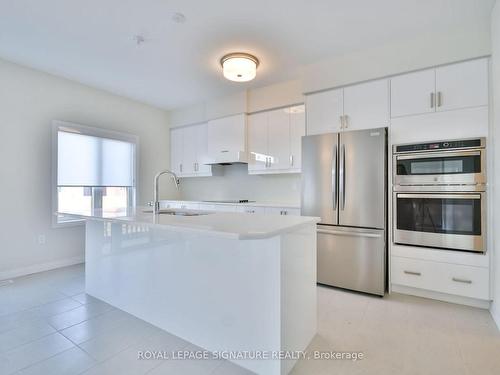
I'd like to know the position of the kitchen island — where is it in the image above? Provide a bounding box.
[60,207,318,375]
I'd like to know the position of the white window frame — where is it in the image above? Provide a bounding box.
[51,120,139,227]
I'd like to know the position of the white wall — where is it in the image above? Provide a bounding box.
[0,59,171,279]
[179,165,300,204]
[302,24,490,93]
[490,0,500,328]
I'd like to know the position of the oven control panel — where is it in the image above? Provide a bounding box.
[395,138,484,153]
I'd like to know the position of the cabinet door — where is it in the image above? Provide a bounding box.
[170,127,183,175]
[268,108,290,170]
[247,112,268,172]
[194,123,212,175]
[306,89,343,135]
[435,59,488,112]
[289,105,305,170]
[390,69,435,118]
[207,114,246,159]
[343,79,389,130]
[182,125,197,175]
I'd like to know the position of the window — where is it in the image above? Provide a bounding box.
[52,121,138,226]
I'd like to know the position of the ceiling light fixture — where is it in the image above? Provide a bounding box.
[220,53,259,82]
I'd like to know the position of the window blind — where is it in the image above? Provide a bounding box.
[57,130,135,187]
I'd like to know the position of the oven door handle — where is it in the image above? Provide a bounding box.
[397,193,481,200]
[396,150,481,160]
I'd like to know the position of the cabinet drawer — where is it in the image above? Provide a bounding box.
[391,256,489,300]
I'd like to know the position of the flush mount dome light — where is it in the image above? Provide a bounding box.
[220,53,259,82]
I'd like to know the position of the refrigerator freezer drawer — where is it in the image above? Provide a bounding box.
[317,226,386,296]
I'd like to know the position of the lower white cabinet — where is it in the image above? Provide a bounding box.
[237,206,266,214]
[391,256,489,300]
[265,207,301,216]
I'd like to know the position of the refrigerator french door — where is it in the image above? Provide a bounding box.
[301,128,387,296]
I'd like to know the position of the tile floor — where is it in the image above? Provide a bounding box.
[0,264,499,374]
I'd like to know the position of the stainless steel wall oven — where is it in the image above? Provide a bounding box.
[393,138,486,253]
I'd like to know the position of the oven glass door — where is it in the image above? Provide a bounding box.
[396,194,481,235]
[395,193,484,252]
[394,150,484,186]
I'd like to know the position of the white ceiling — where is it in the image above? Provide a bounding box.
[0,0,494,109]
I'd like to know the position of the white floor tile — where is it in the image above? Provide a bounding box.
[17,346,96,375]
[0,332,74,374]
[1,265,498,375]
[47,300,114,330]
[0,320,55,353]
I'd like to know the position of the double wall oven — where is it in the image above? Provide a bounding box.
[393,138,486,253]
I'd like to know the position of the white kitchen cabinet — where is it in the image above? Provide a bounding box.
[390,69,435,118]
[343,79,389,130]
[435,59,488,112]
[306,89,343,135]
[265,207,301,216]
[207,114,247,164]
[391,256,489,300]
[289,105,305,170]
[248,105,305,174]
[170,127,183,175]
[182,125,197,175]
[170,123,212,178]
[306,80,389,135]
[194,123,212,174]
[391,58,488,118]
[238,205,266,214]
[247,112,268,173]
[268,108,291,170]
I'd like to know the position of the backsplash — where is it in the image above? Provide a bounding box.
[178,164,301,204]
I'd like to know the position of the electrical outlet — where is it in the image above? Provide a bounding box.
[38,234,46,245]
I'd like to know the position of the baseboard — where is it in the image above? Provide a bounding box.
[391,284,491,309]
[0,256,84,281]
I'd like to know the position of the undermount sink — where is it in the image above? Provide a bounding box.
[142,209,211,216]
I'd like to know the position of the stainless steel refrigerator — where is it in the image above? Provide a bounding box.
[301,128,387,296]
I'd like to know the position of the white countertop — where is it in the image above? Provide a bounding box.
[59,207,318,240]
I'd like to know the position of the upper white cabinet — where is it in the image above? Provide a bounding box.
[247,112,268,173]
[170,123,212,178]
[391,58,488,118]
[390,69,436,118]
[306,89,343,135]
[207,114,248,164]
[343,79,389,131]
[248,105,305,174]
[435,59,489,112]
[305,79,389,135]
[289,106,306,170]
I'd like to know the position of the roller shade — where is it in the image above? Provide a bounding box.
[57,130,135,187]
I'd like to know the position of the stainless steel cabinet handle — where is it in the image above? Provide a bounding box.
[193,162,197,171]
[344,115,348,129]
[404,270,421,276]
[452,277,472,284]
[339,115,344,129]
[437,92,442,107]
[179,163,183,173]
[317,229,382,238]
[430,92,435,108]
[290,155,294,167]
